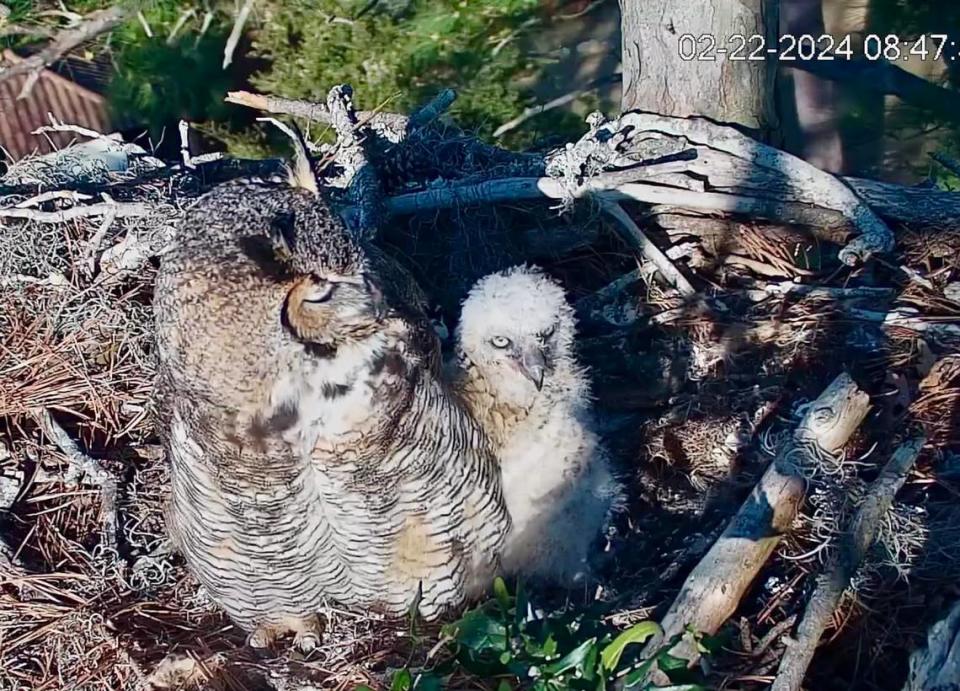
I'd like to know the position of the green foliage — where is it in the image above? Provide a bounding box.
[106,4,242,137]
[7,1,591,153]
[370,579,710,691]
[250,0,546,145]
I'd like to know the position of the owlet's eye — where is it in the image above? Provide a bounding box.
[541,324,555,338]
[303,280,335,304]
[491,336,511,349]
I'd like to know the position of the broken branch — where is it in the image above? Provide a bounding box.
[35,410,119,558]
[642,373,870,672]
[772,436,927,691]
[0,6,130,98]
[0,201,149,223]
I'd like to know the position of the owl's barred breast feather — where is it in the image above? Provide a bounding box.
[155,178,508,639]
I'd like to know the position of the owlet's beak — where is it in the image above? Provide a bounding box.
[519,346,547,391]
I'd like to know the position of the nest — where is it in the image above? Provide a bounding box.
[2,108,960,691]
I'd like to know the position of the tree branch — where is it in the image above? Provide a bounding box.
[0,6,131,99]
[772,435,927,691]
[790,58,960,119]
[640,373,871,674]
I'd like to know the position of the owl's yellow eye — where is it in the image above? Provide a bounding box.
[491,336,511,349]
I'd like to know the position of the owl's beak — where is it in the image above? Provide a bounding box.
[519,346,547,390]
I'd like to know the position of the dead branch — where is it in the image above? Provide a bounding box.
[226,89,410,142]
[379,167,960,231]
[0,201,149,223]
[0,6,130,99]
[34,410,119,559]
[608,112,895,265]
[493,73,619,138]
[641,373,871,672]
[848,307,960,344]
[772,436,927,691]
[904,599,960,691]
[408,89,457,130]
[222,0,254,69]
[326,84,383,236]
[601,201,696,296]
[746,283,896,302]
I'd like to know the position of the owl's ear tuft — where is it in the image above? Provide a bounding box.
[259,116,320,196]
[284,124,320,196]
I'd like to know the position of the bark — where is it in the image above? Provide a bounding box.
[772,436,927,691]
[780,0,844,172]
[619,0,778,134]
[641,373,871,672]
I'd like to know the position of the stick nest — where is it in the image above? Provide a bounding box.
[2,103,960,691]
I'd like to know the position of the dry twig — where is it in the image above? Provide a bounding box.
[640,373,871,674]
[0,6,130,98]
[772,436,927,691]
[222,0,254,69]
[34,410,119,559]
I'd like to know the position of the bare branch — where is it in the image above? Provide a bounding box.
[641,373,871,674]
[494,73,619,138]
[222,0,254,69]
[772,436,927,691]
[225,89,410,140]
[0,201,149,223]
[601,200,696,296]
[34,409,119,558]
[0,6,130,99]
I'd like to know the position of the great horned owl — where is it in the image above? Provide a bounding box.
[450,265,623,585]
[155,178,509,646]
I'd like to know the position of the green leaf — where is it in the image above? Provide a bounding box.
[581,642,599,682]
[514,578,529,629]
[600,621,663,673]
[390,669,413,691]
[448,609,508,654]
[414,673,443,691]
[657,653,689,672]
[497,680,513,691]
[499,651,513,665]
[494,576,512,614]
[542,637,597,677]
[622,656,662,689]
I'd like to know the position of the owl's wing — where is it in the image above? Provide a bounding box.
[365,244,443,376]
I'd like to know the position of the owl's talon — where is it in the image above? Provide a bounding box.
[247,626,274,650]
[294,631,320,653]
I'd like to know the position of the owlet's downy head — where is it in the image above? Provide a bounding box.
[456,265,578,407]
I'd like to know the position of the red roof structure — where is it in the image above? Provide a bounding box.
[0,49,112,162]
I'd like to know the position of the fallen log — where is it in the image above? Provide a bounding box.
[639,373,871,674]
[771,435,927,691]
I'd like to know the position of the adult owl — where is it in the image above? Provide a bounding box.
[154,174,508,647]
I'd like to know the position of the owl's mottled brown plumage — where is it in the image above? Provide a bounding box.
[155,178,508,645]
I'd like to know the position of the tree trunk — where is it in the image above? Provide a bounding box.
[619,0,779,136]
[779,0,844,172]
